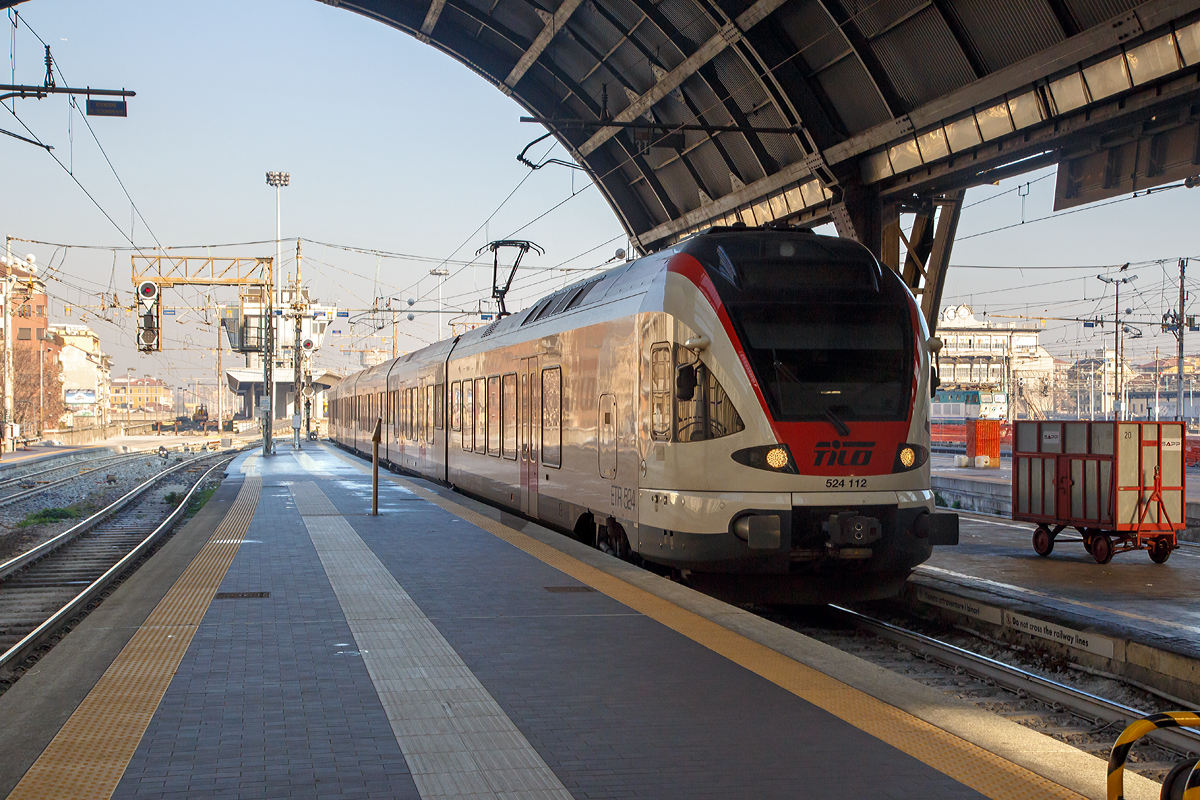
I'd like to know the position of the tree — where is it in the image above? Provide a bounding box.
[9,344,65,434]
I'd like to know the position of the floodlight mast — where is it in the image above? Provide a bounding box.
[476,240,544,317]
[265,171,290,455]
[1097,269,1136,420]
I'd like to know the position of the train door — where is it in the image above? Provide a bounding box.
[599,394,617,478]
[520,356,539,516]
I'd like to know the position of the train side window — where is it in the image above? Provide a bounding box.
[474,377,487,454]
[451,381,462,432]
[542,367,562,468]
[463,380,474,450]
[487,376,501,456]
[410,387,417,441]
[433,384,443,431]
[426,385,434,441]
[502,373,517,460]
[420,385,428,443]
[650,343,671,441]
[675,348,745,443]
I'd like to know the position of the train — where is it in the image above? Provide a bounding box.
[931,389,1007,421]
[329,225,959,603]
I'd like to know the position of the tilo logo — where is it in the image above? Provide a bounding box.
[813,440,876,466]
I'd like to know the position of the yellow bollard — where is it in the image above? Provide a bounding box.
[1107,711,1200,800]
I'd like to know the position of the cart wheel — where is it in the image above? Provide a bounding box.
[1091,534,1114,564]
[1149,539,1173,564]
[1032,527,1054,557]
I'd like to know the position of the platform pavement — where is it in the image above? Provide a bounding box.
[0,443,1163,800]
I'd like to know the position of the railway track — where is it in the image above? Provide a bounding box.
[0,450,161,507]
[0,452,233,692]
[773,605,1199,783]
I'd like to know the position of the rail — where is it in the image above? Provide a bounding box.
[0,451,149,508]
[0,455,233,676]
[828,605,1200,757]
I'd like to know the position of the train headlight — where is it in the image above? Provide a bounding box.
[731,444,799,474]
[892,443,928,473]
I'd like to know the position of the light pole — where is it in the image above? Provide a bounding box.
[1097,272,1137,420]
[430,268,449,341]
[1,243,12,451]
[264,171,289,456]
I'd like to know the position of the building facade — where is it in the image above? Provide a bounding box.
[52,324,113,426]
[111,375,172,418]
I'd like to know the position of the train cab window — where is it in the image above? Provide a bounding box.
[650,343,672,441]
[502,373,517,460]
[475,377,487,454]
[451,382,462,432]
[542,367,562,468]
[463,380,474,450]
[433,384,443,431]
[675,349,745,443]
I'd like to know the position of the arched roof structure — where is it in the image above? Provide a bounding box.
[9,0,1200,328]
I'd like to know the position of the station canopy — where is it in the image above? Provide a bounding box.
[304,0,1200,255]
[8,0,1200,325]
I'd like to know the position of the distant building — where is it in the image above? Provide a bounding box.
[935,305,1057,418]
[111,375,171,416]
[2,263,65,434]
[2,262,50,352]
[51,324,113,426]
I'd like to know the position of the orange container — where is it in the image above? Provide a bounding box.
[966,419,1002,466]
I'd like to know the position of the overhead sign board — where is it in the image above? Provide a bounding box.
[86,99,127,117]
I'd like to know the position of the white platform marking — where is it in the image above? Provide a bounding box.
[292,481,573,800]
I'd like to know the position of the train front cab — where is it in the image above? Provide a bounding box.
[632,230,958,602]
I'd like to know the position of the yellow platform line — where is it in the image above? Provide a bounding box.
[387,474,1083,800]
[8,476,262,800]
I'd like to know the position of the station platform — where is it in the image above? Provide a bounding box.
[0,444,1158,800]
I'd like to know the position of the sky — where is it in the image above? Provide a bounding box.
[6,0,1200,396]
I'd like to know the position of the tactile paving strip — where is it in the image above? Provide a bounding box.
[8,477,262,800]
[385,474,1085,800]
[292,481,573,800]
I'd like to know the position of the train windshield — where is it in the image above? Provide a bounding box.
[680,230,914,423]
[735,304,912,421]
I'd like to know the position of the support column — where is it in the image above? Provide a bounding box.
[920,191,965,334]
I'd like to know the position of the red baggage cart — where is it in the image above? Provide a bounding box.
[1011,421,1185,564]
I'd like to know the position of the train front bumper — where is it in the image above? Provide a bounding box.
[636,489,957,574]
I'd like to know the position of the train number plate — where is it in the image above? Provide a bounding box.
[825,478,867,489]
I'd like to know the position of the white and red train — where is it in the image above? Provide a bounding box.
[328,226,958,603]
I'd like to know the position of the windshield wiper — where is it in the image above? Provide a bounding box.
[824,406,851,437]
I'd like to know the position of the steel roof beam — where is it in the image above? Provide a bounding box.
[928,0,987,79]
[577,0,790,157]
[593,0,758,188]
[1045,0,1082,38]
[635,153,820,246]
[419,0,447,38]
[696,61,778,176]
[557,3,733,201]
[505,0,585,89]
[824,0,1200,167]
[810,0,907,118]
